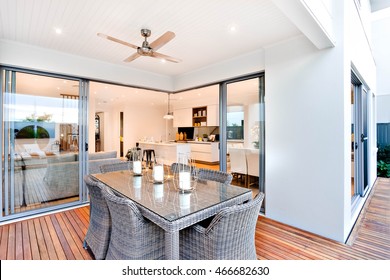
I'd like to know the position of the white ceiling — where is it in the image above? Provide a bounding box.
[6,1,389,110]
[0,0,301,77]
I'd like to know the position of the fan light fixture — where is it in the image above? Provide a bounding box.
[163,93,174,120]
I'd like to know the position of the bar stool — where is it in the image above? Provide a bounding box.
[142,149,156,168]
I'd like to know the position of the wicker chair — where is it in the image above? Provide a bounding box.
[102,186,165,260]
[83,175,111,260]
[170,162,192,173]
[197,168,233,184]
[179,192,264,260]
[100,161,132,173]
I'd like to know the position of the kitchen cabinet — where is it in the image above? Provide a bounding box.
[207,104,219,126]
[192,106,207,127]
[189,141,219,163]
[173,108,192,127]
[174,105,219,127]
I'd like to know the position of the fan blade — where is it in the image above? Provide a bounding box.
[149,31,175,51]
[124,52,141,62]
[152,52,182,63]
[97,33,138,50]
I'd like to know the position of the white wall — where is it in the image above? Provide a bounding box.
[0,39,174,92]
[264,33,348,241]
[262,0,377,242]
[97,103,168,154]
[372,16,390,95]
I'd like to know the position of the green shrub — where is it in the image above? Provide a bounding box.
[377,160,390,178]
[377,144,390,163]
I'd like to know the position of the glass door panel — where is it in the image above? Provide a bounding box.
[224,77,264,198]
[351,75,369,201]
[1,70,84,220]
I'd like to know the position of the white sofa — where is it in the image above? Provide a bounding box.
[43,151,121,200]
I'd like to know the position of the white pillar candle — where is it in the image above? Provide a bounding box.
[133,160,142,175]
[153,165,164,182]
[133,176,142,199]
[154,184,164,200]
[179,171,191,190]
[133,176,142,188]
[179,193,191,208]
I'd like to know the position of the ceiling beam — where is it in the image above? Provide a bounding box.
[272,0,335,49]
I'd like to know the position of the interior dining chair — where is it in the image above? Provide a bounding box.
[197,168,233,184]
[228,147,248,187]
[102,186,165,260]
[179,192,264,260]
[100,161,132,173]
[246,148,260,187]
[170,162,192,173]
[83,174,111,260]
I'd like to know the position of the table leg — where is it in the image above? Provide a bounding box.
[165,231,179,260]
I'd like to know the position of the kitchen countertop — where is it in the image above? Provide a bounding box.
[138,141,189,146]
[187,141,219,144]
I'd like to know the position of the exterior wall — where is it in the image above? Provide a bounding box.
[372,16,390,96]
[264,34,347,241]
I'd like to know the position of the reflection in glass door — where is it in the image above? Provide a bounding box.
[222,75,265,201]
[1,69,87,221]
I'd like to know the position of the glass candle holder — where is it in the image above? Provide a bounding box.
[173,153,198,192]
[152,158,164,183]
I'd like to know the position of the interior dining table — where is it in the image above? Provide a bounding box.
[91,169,252,260]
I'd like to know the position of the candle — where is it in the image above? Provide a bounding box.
[179,193,191,209]
[154,183,164,200]
[179,171,191,190]
[133,160,142,175]
[133,176,142,188]
[153,165,164,182]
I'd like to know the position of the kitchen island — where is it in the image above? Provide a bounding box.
[138,141,191,166]
[187,141,219,164]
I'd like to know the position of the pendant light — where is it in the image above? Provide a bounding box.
[163,93,174,119]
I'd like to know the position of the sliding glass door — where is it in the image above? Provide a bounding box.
[1,68,88,221]
[220,74,265,202]
[351,72,369,201]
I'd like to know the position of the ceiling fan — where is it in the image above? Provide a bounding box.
[97,29,181,63]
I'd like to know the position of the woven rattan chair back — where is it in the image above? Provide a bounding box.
[83,175,111,260]
[100,161,132,173]
[102,186,165,260]
[197,168,233,184]
[180,192,264,260]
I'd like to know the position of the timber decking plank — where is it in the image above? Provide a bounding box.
[15,223,23,260]
[54,212,83,260]
[39,216,58,260]
[33,218,49,260]
[0,225,9,259]
[6,224,15,260]
[44,215,67,260]
[27,219,40,260]
[63,210,92,260]
[50,214,75,260]
[21,220,32,260]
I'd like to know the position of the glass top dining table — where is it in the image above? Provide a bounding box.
[92,169,252,260]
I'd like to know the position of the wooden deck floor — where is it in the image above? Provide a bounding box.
[0,178,389,260]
